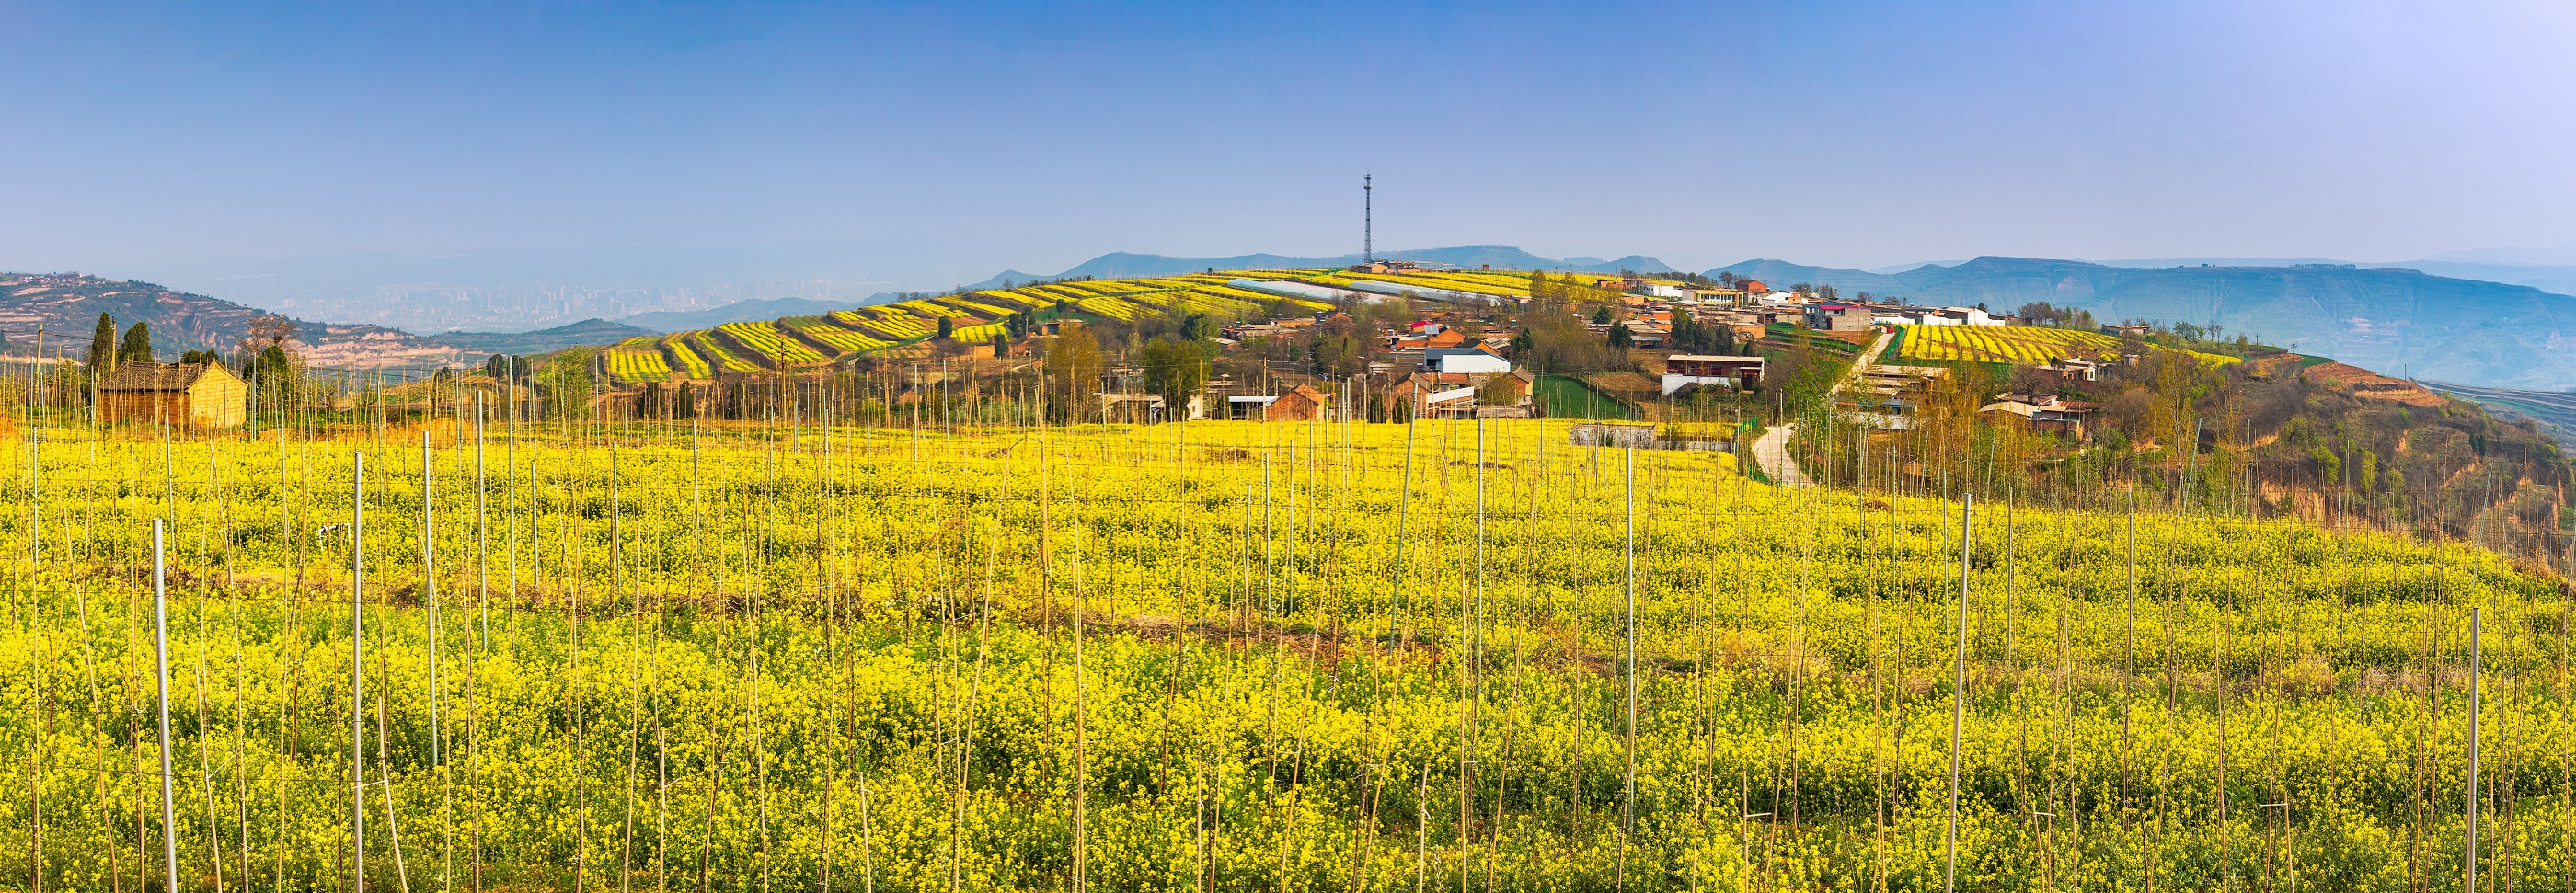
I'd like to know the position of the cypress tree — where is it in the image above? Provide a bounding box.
[87,312,116,373]
[118,321,154,364]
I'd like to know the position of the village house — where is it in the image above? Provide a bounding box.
[1843,365,1950,429]
[98,361,247,429]
[1660,354,1765,395]
[1802,303,1873,333]
[1982,393,2096,438]
[2033,357,2104,385]
[1263,384,1331,421]
[1424,344,1512,375]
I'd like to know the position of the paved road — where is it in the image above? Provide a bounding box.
[1752,422,1811,486]
[1752,329,1892,487]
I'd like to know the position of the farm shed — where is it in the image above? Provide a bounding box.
[98,361,247,429]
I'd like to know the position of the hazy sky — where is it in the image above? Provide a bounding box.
[6,1,2573,284]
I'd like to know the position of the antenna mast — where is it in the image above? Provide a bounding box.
[1363,173,1373,261]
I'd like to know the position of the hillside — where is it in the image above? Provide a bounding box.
[592,267,1540,383]
[0,271,466,369]
[1708,256,2576,390]
[2423,380,2576,443]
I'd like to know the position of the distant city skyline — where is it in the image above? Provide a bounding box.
[6,1,2575,290]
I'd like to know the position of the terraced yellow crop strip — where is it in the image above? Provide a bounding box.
[717,321,827,364]
[661,336,712,378]
[894,299,969,318]
[1897,324,2240,367]
[976,289,1055,309]
[1030,284,1098,303]
[686,331,762,372]
[801,325,890,355]
[936,295,1011,316]
[837,309,929,339]
[1075,294,1143,320]
[605,348,673,383]
[951,322,1006,341]
[850,317,922,339]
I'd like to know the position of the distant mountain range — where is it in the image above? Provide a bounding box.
[620,297,868,334]
[435,317,661,355]
[1708,257,2576,390]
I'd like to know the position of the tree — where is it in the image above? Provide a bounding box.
[1139,336,1209,419]
[1042,332,1105,424]
[1607,322,1634,349]
[937,316,954,339]
[1511,327,1535,355]
[1592,305,1613,326]
[87,313,116,373]
[247,315,297,349]
[118,321,155,364]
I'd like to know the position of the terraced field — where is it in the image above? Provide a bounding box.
[604,268,1511,384]
[1898,324,2241,367]
[718,321,827,364]
[685,332,762,373]
[784,316,890,355]
[662,336,713,378]
[603,338,674,381]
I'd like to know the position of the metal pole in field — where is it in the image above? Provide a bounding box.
[1622,446,1639,844]
[423,431,441,768]
[1947,493,1972,893]
[2467,606,2483,893]
[353,452,367,893]
[155,519,178,893]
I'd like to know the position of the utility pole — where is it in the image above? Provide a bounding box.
[1363,173,1374,261]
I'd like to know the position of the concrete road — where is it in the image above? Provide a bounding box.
[1754,329,1891,486]
[1752,422,1811,486]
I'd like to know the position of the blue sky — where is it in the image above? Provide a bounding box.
[5,1,2573,285]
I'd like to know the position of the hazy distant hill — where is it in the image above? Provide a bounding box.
[436,318,660,355]
[0,271,466,370]
[1706,257,2576,390]
[622,296,866,333]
